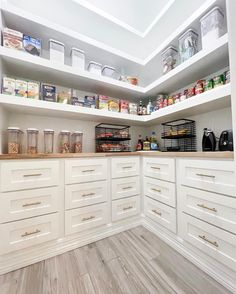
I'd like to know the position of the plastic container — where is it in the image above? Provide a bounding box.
[87,61,102,75]
[161,46,178,74]
[59,130,70,153]
[200,7,224,49]
[44,129,54,154]
[102,66,116,78]
[71,47,85,70]
[49,39,65,64]
[27,128,39,154]
[7,127,23,154]
[178,29,198,63]
[71,131,83,153]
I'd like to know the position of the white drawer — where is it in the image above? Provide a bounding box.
[65,158,108,184]
[143,157,175,183]
[144,196,176,233]
[112,176,140,200]
[65,203,108,235]
[111,157,139,179]
[0,187,60,223]
[144,177,176,207]
[181,214,236,271]
[0,213,59,255]
[179,159,236,196]
[112,196,140,222]
[65,181,108,209]
[179,186,236,234]
[0,160,60,192]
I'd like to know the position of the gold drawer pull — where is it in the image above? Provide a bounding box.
[196,173,215,178]
[152,209,162,216]
[151,166,160,170]
[21,229,41,237]
[197,204,217,212]
[122,166,132,169]
[22,201,42,207]
[123,206,133,211]
[151,188,161,193]
[23,173,42,177]
[82,193,95,197]
[82,169,95,173]
[122,186,132,190]
[82,216,95,221]
[198,235,219,247]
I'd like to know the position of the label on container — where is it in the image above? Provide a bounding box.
[42,84,56,102]
[2,77,15,95]
[27,81,40,99]
[15,79,27,97]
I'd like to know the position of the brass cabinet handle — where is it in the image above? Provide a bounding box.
[23,173,42,177]
[198,235,219,247]
[197,204,217,212]
[152,209,162,216]
[122,166,132,169]
[122,186,132,190]
[151,166,161,170]
[82,216,95,221]
[123,206,133,211]
[82,169,95,173]
[82,193,95,197]
[22,201,42,207]
[151,188,161,193]
[196,173,215,178]
[21,229,41,237]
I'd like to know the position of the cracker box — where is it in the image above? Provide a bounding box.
[23,35,42,56]
[27,81,40,99]
[15,79,27,97]
[42,84,56,102]
[2,77,15,95]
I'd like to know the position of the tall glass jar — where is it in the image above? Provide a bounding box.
[71,131,83,153]
[27,128,39,154]
[59,130,70,153]
[44,129,54,154]
[7,127,23,154]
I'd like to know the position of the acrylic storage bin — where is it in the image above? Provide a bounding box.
[200,7,224,49]
[71,47,85,70]
[59,130,70,153]
[161,46,178,74]
[7,127,23,154]
[88,61,102,75]
[44,129,54,154]
[102,66,116,78]
[71,131,83,153]
[178,29,198,63]
[27,128,39,154]
[49,39,65,64]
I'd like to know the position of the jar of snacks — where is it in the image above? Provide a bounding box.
[44,129,54,154]
[27,128,39,154]
[195,80,205,95]
[59,130,70,153]
[178,29,198,63]
[161,46,178,74]
[71,131,83,153]
[7,127,23,154]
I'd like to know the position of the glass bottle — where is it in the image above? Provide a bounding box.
[138,100,143,115]
[143,136,151,151]
[7,127,23,154]
[27,128,39,154]
[59,130,70,153]
[136,134,143,151]
[150,131,158,150]
[44,129,54,154]
[71,131,83,153]
[147,99,153,115]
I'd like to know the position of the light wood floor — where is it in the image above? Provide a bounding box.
[0,226,232,294]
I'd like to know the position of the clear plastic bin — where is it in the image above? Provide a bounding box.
[161,46,178,74]
[27,128,39,154]
[59,130,70,153]
[88,61,102,75]
[102,66,116,78]
[178,29,198,63]
[71,47,85,70]
[49,39,65,64]
[71,131,83,153]
[7,127,23,154]
[200,7,224,49]
[44,129,54,154]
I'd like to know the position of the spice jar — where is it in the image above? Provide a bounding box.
[72,131,83,153]
[59,130,70,153]
[44,129,54,154]
[7,127,23,154]
[27,128,39,154]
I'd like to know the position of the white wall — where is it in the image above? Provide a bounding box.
[0,106,8,154]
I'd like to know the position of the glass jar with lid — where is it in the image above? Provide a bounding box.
[44,129,54,154]
[27,128,39,154]
[59,130,70,153]
[7,127,23,154]
[71,131,83,153]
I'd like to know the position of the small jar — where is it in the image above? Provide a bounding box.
[71,131,83,153]
[27,128,39,154]
[59,130,70,153]
[7,127,23,154]
[44,129,54,154]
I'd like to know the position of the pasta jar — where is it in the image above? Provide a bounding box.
[27,128,39,154]
[59,130,70,153]
[7,127,23,154]
[44,129,54,154]
[72,131,83,153]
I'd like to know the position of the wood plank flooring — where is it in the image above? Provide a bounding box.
[0,226,232,294]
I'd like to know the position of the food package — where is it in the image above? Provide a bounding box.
[15,79,27,97]
[23,35,42,56]
[108,98,119,112]
[27,81,40,99]
[71,97,84,106]
[98,95,109,110]
[120,100,129,113]
[84,95,97,108]
[42,84,56,102]
[2,77,15,95]
[129,103,138,115]
[3,28,23,50]
[57,87,71,104]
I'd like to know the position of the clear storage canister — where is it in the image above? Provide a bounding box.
[72,131,83,153]
[59,130,70,153]
[27,128,39,154]
[44,129,54,154]
[49,39,65,64]
[161,46,178,74]
[71,47,85,70]
[87,61,102,75]
[7,127,23,154]
[102,65,116,78]
[178,29,198,63]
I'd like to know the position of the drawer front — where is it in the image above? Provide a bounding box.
[112,196,140,222]
[0,161,60,192]
[0,213,59,254]
[181,214,236,271]
[65,203,108,235]
[179,159,236,196]
[144,197,176,233]
[65,159,108,184]
[143,157,175,183]
[65,181,108,209]
[112,176,140,200]
[111,157,139,179]
[179,186,236,234]
[0,187,60,223]
[144,177,176,207]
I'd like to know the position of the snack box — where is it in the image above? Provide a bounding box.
[27,81,40,99]
[57,87,71,104]
[42,84,56,102]
[129,103,138,115]
[15,79,27,97]
[120,100,129,113]
[23,35,42,56]
[98,95,109,110]
[84,95,97,108]
[108,98,120,112]
[2,76,15,95]
[71,97,84,106]
[3,28,23,50]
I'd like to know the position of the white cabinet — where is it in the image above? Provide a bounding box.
[111,157,139,178]
[112,176,140,200]
[112,196,140,222]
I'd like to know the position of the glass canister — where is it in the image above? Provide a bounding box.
[59,130,70,153]
[44,129,54,154]
[178,29,198,63]
[27,128,39,154]
[161,46,178,74]
[71,47,85,70]
[7,127,23,154]
[71,131,83,153]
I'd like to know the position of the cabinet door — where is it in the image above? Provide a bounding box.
[112,176,140,200]
[111,157,140,179]
[112,196,140,222]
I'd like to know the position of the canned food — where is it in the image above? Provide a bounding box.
[156,94,165,110]
[204,79,214,91]
[173,93,181,103]
[163,97,168,108]
[168,96,174,106]
[213,74,225,87]
[180,90,188,101]
[187,86,195,98]
[195,80,205,95]
[225,70,230,84]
